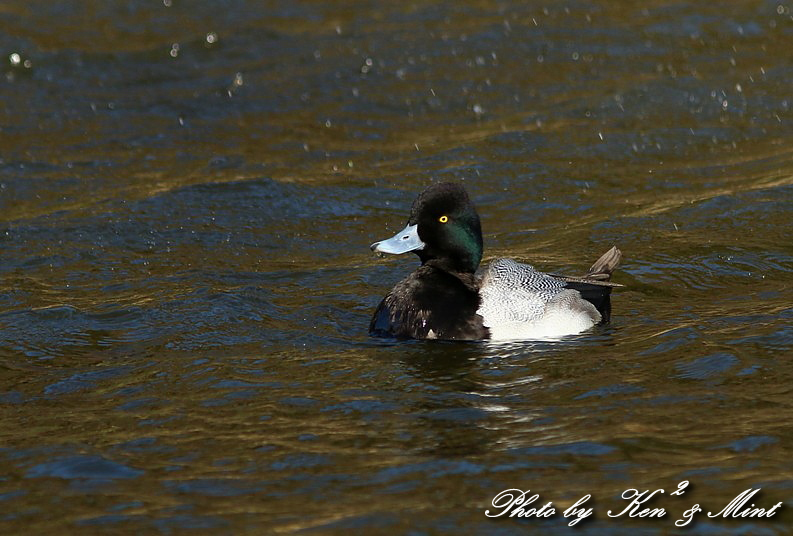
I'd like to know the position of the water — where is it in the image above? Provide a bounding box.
[1,1,792,534]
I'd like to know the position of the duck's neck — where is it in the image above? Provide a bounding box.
[423,259,480,292]
[417,224,483,274]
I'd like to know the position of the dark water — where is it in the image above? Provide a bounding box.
[1,1,792,534]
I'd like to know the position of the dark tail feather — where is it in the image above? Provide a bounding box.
[556,246,622,323]
[583,246,622,281]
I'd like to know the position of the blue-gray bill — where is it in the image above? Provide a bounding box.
[370,223,425,254]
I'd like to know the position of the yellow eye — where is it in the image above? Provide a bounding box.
[439,215,448,223]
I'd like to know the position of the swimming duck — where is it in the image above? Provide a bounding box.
[369,182,622,341]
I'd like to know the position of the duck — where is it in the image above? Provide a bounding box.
[368,182,622,341]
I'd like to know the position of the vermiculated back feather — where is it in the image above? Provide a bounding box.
[477,258,567,324]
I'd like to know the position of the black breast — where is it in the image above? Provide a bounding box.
[369,265,488,340]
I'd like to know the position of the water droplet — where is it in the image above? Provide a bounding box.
[206,32,218,45]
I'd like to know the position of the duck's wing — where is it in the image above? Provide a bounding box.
[550,276,623,288]
[478,258,567,324]
[549,246,624,286]
[479,247,624,328]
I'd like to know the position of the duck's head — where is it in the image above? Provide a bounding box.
[370,182,483,273]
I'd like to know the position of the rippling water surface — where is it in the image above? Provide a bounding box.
[1,1,792,534]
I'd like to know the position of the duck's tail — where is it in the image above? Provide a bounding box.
[583,246,622,281]
[551,246,623,324]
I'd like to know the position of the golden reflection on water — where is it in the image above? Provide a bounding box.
[1,0,792,533]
